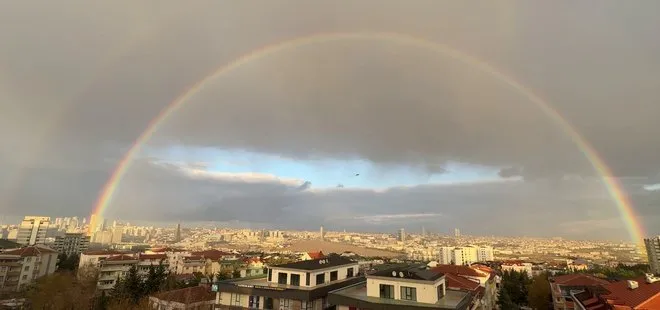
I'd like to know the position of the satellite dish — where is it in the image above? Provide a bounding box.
[399,272,404,278]
[391,271,397,277]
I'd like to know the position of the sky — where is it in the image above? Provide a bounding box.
[1,1,659,241]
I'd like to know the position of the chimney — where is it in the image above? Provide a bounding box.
[626,280,639,290]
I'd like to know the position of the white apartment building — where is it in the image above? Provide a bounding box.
[215,256,362,309]
[2,245,58,291]
[438,246,494,265]
[501,261,533,277]
[97,254,138,290]
[16,216,50,246]
[329,265,473,310]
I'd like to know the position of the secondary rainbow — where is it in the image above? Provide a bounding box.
[88,31,646,245]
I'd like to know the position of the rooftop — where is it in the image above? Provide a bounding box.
[328,281,471,310]
[3,245,57,257]
[430,265,485,278]
[600,276,660,308]
[151,286,214,304]
[370,265,444,282]
[444,274,480,291]
[273,256,355,271]
[551,274,610,287]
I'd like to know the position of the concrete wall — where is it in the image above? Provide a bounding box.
[269,263,359,287]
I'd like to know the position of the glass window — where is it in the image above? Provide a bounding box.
[279,299,290,310]
[278,272,288,285]
[347,267,354,277]
[290,274,300,286]
[301,300,314,310]
[315,273,325,285]
[401,286,417,301]
[267,268,272,282]
[330,271,338,281]
[306,272,310,286]
[231,293,241,306]
[379,284,394,299]
[249,295,260,308]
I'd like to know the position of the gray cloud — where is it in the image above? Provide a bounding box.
[1,1,659,239]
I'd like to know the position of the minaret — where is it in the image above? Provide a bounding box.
[175,222,181,242]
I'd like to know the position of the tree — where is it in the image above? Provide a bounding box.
[143,263,168,294]
[497,287,518,310]
[112,265,144,304]
[528,273,551,310]
[25,270,98,309]
[217,269,231,281]
[232,269,242,279]
[57,253,80,271]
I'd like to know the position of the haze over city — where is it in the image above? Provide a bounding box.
[2,0,660,242]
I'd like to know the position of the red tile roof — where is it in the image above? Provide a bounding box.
[151,286,214,304]
[3,246,56,257]
[307,251,325,259]
[139,254,167,261]
[191,249,231,260]
[600,277,660,308]
[445,273,480,291]
[82,250,125,256]
[431,265,485,278]
[104,254,137,262]
[552,274,610,287]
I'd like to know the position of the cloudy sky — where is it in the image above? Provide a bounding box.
[1,1,659,241]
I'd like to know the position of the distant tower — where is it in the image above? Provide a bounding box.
[398,228,406,242]
[422,226,426,236]
[175,223,181,243]
[454,228,461,238]
[319,225,325,241]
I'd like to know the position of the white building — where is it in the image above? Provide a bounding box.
[477,246,494,262]
[53,233,90,256]
[501,261,533,277]
[215,256,361,309]
[329,265,473,309]
[16,216,50,246]
[96,254,138,290]
[439,246,494,265]
[2,245,58,291]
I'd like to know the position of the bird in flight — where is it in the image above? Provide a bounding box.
[355,173,360,176]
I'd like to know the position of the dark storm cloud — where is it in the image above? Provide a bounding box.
[1,1,659,239]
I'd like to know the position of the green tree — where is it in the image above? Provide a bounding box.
[528,273,551,310]
[144,263,168,294]
[112,265,144,304]
[232,269,242,279]
[217,269,231,281]
[497,287,518,310]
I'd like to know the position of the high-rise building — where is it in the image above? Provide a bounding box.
[454,228,461,238]
[645,236,660,275]
[421,226,426,236]
[477,246,494,262]
[175,223,181,242]
[54,233,90,256]
[16,216,50,245]
[319,225,325,241]
[89,214,103,234]
[397,228,406,242]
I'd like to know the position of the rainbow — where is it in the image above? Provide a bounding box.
[88,31,646,246]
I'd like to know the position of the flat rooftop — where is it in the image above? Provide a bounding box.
[329,282,471,310]
[223,275,355,291]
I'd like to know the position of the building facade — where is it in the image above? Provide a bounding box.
[16,216,50,246]
[645,236,660,275]
[215,256,362,309]
[2,245,58,291]
[53,233,90,256]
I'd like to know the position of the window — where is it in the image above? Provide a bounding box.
[278,272,288,285]
[290,274,300,286]
[267,268,272,282]
[22,275,27,280]
[231,293,241,306]
[23,266,29,271]
[379,284,394,299]
[316,273,325,285]
[330,271,338,281]
[306,272,310,286]
[279,298,290,310]
[437,283,445,299]
[347,267,354,277]
[301,300,314,310]
[401,286,417,301]
[249,295,260,308]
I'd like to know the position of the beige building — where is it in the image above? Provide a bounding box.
[16,216,50,246]
[0,254,22,293]
[97,254,139,290]
[645,236,660,275]
[53,233,90,256]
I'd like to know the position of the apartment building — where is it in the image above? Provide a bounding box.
[645,235,660,275]
[328,265,472,309]
[0,254,22,293]
[500,260,533,277]
[79,250,127,268]
[549,274,609,310]
[438,246,493,266]
[214,256,362,309]
[97,254,139,290]
[2,245,58,291]
[431,265,497,310]
[53,233,90,256]
[16,216,50,246]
